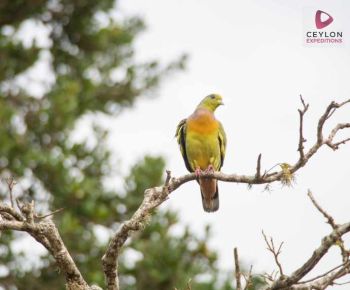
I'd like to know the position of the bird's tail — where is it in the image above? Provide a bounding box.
[199,178,219,212]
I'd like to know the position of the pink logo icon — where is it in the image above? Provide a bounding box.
[315,10,333,29]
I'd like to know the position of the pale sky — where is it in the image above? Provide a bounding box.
[8,0,350,287]
[98,0,350,283]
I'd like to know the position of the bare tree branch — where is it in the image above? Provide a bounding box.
[316,100,350,142]
[100,98,350,289]
[262,192,350,290]
[0,203,24,221]
[102,170,171,290]
[290,262,350,290]
[166,99,350,189]
[0,191,97,290]
[325,123,350,150]
[243,265,253,290]
[255,153,262,180]
[307,190,337,229]
[297,262,346,284]
[262,231,285,277]
[308,190,349,263]
[297,95,309,162]
[36,207,65,219]
[234,248,253,290]
[1,98,350,289]
[234,247,242,290]
[5,177,16,208]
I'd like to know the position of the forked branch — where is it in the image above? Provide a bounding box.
[262,231,285,277]
[167,98,350,188]
[1,98,349,290]
[101,98,350,289]
[0,181,97,290]
[263,192,350,290]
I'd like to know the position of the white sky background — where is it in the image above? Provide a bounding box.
[100,0,350,282]
[7,0,350,286]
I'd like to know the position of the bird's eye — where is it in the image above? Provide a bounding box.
[210,95,215,99]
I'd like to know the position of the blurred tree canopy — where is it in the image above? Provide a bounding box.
[0,1,264,290]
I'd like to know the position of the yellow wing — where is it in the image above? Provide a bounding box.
[218,121,227,170]
[175,119,194,172]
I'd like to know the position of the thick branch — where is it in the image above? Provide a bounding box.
[0,203,24,221]
[0,200,94,290]
[102,172,171,290]
[2,98,349,290]
[168,99,350,188]
[264,192,350,290]
[101,98,350,289]
[267,222,350,289]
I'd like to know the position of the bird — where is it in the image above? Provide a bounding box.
[175,94,226,212]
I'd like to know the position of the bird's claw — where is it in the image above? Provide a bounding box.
[205,164,215,173]
[195,168,202,178]
[195,165,214,179]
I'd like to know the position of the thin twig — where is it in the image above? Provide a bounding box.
[165,170,171,186]
[36,207,65,219]
[307,190,336,228]
[325,123,350,150]
[5,177,16,208]
[332,137,350,148]
[256,154,262,179]
[308,190,349,263]
[185,279,192,290]
[268,222,350,290]
[317,99,350,145]
[262,231,284,277]
[243,265,253,290]
[15,198,22,212]
[297,95,309,162]
[262,270,276,283]
[314,263,350,289]
[297,262,346,284]
[333,280,350,285]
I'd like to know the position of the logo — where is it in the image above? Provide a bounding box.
[315,10,333,29]
[304,9,343,46]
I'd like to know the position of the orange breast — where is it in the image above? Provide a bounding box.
[187,109,219,134]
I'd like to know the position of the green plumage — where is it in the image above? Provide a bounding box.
[175,94,227,212]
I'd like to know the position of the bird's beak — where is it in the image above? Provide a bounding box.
[220,101,224,106]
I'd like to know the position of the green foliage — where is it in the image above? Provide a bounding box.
[0,1,261,290]
[124,218,218,290]
[0,35,39,80]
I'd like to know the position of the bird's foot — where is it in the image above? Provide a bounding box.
[205,164,215,173]
[195,168,202,178]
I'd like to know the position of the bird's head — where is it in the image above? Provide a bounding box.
[197,94,224,112]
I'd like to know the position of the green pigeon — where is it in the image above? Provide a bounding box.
[175,94,227,212]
